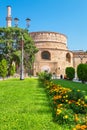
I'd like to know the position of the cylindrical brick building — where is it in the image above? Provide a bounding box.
[30,31,73,77]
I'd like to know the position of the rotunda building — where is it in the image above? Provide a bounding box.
[30,31,73,77]
[5,6,87,78]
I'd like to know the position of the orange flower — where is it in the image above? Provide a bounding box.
[57,104,63,108]
[80,125,87,130]
[75,124,87,130]
[76,124,81,129]
[74,114,79,122]
[53,95,62,100]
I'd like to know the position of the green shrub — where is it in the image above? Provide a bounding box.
[0,59,8,79]
[38,71,52,82]
[65,67,75,80]
[55,108,74,124]
[77,63,87,83]
[67,89,85,101]
[9,64,15,76]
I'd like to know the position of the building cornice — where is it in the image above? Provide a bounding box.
[30,31,67,38]
[39,48,71,52]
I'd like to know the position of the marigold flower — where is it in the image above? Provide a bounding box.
[72,128,77,130]
[77,89,80,92]
[65,100,68,102]
[78,99,81,101]
[84,104,87,107]
[81,101,85,104]
[74,114,79,122]
[80,125,87,130]
[66,95,68,97]
[76,124,81,129]
[56,109,62,115]
[57,104,63,108]
[64,115,68,119]
[76,102,80,105]
[53,95,62,100]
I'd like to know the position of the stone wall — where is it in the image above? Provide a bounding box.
[73,51,87,69]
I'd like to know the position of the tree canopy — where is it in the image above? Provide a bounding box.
[0,27,38,76]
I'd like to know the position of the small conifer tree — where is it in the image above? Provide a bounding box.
[9,64,15,76]
[0,59,8,80]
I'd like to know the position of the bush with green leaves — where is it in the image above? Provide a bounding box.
[67,89,85,101]
[55,107,75,125]
[77,63,87,83]
[65,67,75,80]
[67,89,87,114]
[38,71,52,82]
[0,59,8,79]
[9,64,15,76]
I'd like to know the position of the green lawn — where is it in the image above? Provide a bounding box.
[0,78,67,130]
[53,79,87,95]
[0,78,87,130]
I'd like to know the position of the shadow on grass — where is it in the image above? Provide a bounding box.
[34,80,53,115]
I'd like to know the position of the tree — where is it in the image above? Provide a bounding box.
[9,63,15,76]
[65,67,75,80]
[0,27,38,75]
[24,35,38,74]
[77,63,87,83]
[0,59,8,80]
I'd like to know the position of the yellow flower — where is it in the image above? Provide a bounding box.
[72,128,77,130]
[78,99,81,101]
[76,101,80,105]
[57,104,63,108]
[64,115,68,119]
[66,95,68,98]
[63,96,66,98]
[77,89,80,92]
[65,100,68,102]
[76,124,81,129]
[81,101,85,104]
[56,109,62,115]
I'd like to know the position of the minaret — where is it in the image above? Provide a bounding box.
[6,6,12,27]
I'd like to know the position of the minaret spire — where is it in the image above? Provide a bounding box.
[6,5,12,27]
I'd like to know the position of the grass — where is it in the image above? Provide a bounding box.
[53,79,87,95]
[0,78,66,130]
[0,78,87,130]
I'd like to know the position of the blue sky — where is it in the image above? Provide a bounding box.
[0,0,87,51]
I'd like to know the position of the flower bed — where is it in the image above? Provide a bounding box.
[44,80,87,130]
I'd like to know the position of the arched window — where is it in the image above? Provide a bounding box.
[66,53,71,63]
[41,51,51,60]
